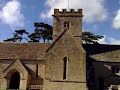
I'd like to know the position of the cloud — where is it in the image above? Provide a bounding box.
[108,37,120,45]
[112,9,120,29]
[98,35,120,45]
[0,0,24,29]
[40,0,107,23]
[98,35,107,44]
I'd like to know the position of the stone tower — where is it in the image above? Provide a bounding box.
[43,9,88,90]
[53,9,83,44]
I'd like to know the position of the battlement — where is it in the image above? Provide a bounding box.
[53,9,83,17]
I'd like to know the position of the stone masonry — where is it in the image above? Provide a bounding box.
[0,9,88,90]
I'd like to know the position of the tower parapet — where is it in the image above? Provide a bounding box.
[53,9,83,17]
[53,8,83,43]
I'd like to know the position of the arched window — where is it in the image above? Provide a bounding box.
[63,57,69,80]
[64,21,70,30]
[36,64,38,78]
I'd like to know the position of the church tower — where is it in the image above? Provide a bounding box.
[44,9,88,90]
[53,9,83,44]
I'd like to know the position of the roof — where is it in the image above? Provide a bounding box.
[83,44,120,62]
[46,28,67,52]
[0,42,50,60]
[0,42,120,62]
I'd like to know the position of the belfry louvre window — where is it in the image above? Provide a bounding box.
[64,21,70,30]
[111,66,119,73]
[63,57,68,80]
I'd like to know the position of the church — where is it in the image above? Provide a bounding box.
[0,8,120,90]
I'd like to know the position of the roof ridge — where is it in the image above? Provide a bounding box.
[46,28,68,52]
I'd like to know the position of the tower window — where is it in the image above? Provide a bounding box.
[64,21,70,30]
[63,57,68,80]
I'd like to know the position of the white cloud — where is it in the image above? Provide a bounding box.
[98,35,120,45]
[40,0,107,23]
[0,0,24,29]
[40,13,46,19]
[98,35,107,44]
[112,9,120,29]
[108,37,120,45]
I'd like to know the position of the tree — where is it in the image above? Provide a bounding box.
[4,22,103,44]
[4,22,53,43]
[28,22,53,42]
[28,29,42,42]
[82,31,104,44]
[4,29,29,42]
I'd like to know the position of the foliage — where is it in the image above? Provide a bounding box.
[28,22,53,42]
[4,29,29,42]
[82,31,104,44]
[4,22,53,43]
[3,22,103,44]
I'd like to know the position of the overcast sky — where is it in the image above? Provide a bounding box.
[0,0,120,44]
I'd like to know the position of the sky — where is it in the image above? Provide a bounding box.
[0,0,120,44]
